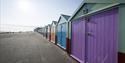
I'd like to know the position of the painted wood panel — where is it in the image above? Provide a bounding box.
[57,23,67,49]
[51,25,56,43]
[71,17,86,63]
[86,8,118,63]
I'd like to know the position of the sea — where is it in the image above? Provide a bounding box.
[0,24,36,32]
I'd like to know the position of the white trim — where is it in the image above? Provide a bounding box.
[70,54,84,63]
[51,41,55,44]
[57,43,66,50]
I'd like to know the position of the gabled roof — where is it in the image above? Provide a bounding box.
[57,14,71,24]
[51,21,57,26]
[68,0,122,21]
[47,24,51,27]
[53,21,57,25]
[61,14,70,21]
[68,0,89,21]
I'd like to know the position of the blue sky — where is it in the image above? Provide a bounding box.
[0,0,83,31]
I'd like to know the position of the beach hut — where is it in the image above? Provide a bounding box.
[47,24,51,41]
[37,27,43,34]
[36,27,44,36]
[42,26,47,38]
[68,0,125,63]
[57,14,70,50]
[34,27,41,33]
[41,28,44,36]
[50,21,57,44]
[45,26,48,39]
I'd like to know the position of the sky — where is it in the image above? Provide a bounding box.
[0,0,83,32]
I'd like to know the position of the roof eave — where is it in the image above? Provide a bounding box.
[68,1,86,21]
[68,0,122,21]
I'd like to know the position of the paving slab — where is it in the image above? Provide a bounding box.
[0,32,78,63]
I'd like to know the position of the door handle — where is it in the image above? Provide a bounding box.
[86,32,92,36]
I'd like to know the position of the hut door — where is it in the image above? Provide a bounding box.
[86,8,118,63]
[57,25,62,45]
[61,23,67,48]
[71,18,86,62]
[60,25,63,46]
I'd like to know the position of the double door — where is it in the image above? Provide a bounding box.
[57,23,67,49]
[71,8,118,63]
